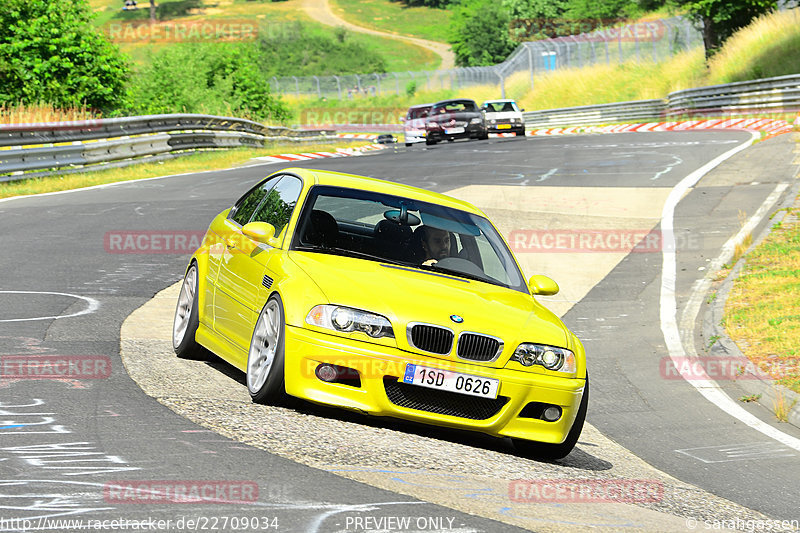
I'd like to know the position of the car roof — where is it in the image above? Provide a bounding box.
[432,98,477,106]
[483,99,517,104]
[278,167,483,215]
[408,103,434,109]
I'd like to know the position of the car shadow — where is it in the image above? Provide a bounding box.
[200,354,611,471]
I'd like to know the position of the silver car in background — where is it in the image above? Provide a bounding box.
[481,99,526,136]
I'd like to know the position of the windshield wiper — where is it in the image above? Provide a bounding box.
[295,245,408,266]
[418,263,504,287]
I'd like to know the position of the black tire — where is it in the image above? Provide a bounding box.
[247,294,289,405]
[172,262,205,359]
[425,135,436,146]
[478,130,489,140]
[516,128,526,137]
[513,374,588,461]
[405,142,412,147]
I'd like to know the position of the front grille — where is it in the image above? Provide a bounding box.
[457,333,501,361]
[383,377,508,420]
[408,324,453,354]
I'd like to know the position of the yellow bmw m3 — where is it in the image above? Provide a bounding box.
[173,168,587,459]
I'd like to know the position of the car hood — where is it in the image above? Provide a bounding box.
[289,251,568,366]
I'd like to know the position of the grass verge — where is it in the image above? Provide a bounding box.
[329,0,452,43]
[724,188,800,394]
[0,141,372,200]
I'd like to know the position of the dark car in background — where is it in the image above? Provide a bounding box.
[424,99,487,145]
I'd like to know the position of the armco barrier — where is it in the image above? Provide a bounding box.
[522,74,800,128]
[0,114,336,181]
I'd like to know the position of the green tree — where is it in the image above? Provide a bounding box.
[671,0,777,57]
[0,0,129,111]
[450,0,518,66]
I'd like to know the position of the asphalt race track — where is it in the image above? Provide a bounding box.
[1,130,799,532]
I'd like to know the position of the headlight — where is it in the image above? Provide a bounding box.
[511,343,575,373]
[470,117,482,124]
[490,119,496,124]
[306,305,394,339]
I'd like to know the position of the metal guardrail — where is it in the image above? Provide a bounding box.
[0,114,336,181]
[523,99,666,128]
[667,74,800,116]
[522,74,800,128]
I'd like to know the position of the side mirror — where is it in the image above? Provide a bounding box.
[520,108,525,112]
[399,116,406,123]
[528,274,559,296]
[242,222,280,248]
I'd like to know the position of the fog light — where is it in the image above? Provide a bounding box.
[543,406,562,422]
[315,364,338,382]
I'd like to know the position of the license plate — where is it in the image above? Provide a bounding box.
[402,364,499,399]
[498,124,511,129]
[444,127,464,134]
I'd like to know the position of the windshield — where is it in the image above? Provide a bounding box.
[483,101,519,113]
[291,186,527,292]
[408,106,431,119]
[431,100,477,114]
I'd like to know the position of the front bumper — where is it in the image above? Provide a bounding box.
[426,123,485,141]
[487,122,525,134]
[404,129,426,144]
[284,325,585,444]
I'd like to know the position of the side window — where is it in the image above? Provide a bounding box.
[250,176,303,236]
[229,176,280,226]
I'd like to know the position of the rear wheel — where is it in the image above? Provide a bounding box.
[425,134,436,146]
[173,263,204,359]
[247,294,289,404]
[513,374,588,461]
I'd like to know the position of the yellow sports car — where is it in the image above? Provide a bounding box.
[173,168,587,459]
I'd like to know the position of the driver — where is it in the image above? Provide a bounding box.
[415,226,451,263]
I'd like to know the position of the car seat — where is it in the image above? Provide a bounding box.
[303,210,339,248]
[374,220,413,261]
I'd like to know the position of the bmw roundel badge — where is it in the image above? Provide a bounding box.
[450,314,464,324]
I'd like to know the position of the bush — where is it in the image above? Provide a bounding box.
[129,43,290,122]
[0,0,129,112]
[256,22,387,77]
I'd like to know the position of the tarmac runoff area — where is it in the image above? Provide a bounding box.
[118,177,786,532]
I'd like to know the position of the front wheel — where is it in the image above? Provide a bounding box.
[513,375,588,461]
[173,263,204,359]
[247,294,289,404]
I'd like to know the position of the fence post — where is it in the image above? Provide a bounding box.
[333,75,342,100]
[313,76,321,99]
[292,76,299,96]
[373,73,381,95]
[393,72,399,94]
[527,44,534,90]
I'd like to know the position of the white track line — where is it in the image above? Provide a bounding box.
[659,131,800,451]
